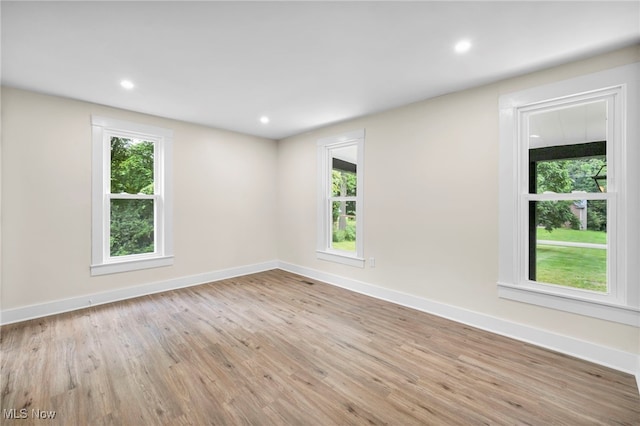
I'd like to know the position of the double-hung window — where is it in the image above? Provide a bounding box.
[498,63,639,325]
[317,129,365,267]
[91,116,173,275]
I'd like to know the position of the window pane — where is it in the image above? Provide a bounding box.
[332,169,357,197]
[331,200,356,252]
[330,146,357,196]
[532,200,607,292]
[111,137,155,194]
[534,157,606,194]
[110,199,155,257]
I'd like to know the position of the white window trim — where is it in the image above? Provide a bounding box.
[91,116,174,276]
[317,129,365,268]
[498,63,640,326]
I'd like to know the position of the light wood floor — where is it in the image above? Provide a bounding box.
[1,270,638,425]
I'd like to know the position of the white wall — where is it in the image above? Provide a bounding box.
[277,46,640,357]
[1,87,278,311]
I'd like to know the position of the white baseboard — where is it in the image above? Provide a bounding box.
[0,260,278,325]
[278,261,640,378]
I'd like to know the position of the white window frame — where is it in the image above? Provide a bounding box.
[498,63,640,326]
[91,116,174,276]
[317,129,365,268]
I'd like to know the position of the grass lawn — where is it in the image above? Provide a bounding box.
[536,227,606,244]
[536,227,607,292]
[331,240,356,252]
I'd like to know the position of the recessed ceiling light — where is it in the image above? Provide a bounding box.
[454,40,472,54]
[260,116,270,124]
[530,134,541,138]
[120,80,135,90]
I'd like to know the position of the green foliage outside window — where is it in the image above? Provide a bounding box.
[110,199,154,256]
[111,138,154,194]
[536,157,606,232]
[332,169,357,246]
[110,137,155,256]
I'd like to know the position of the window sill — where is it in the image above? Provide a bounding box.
[91,255,174,276]
[498,282,640,327]
[316,250,365,268]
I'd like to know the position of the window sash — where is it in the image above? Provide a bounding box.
[109,193,157,200]
[526,192,608,202]
[105,194,161,260]
[523,198,612,294]
[328,198,357,252]
[329,196,357,202]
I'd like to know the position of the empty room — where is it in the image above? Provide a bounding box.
[1,1,639,424]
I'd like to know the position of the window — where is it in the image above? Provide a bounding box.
[317,129,365,267]
[528,140,607,293]
[498,63,640,325]
[91,116,173,275]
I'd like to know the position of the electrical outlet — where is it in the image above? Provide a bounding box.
[369,257,375,268]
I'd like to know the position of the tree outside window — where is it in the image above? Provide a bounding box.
[109,137,156,257]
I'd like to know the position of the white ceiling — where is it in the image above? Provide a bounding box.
[2,1,639,140]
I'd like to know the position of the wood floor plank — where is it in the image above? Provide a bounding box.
[1,269,638,425]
